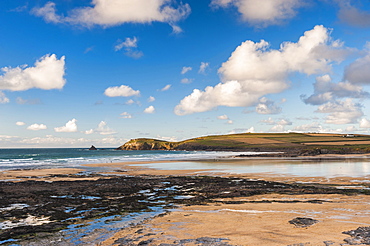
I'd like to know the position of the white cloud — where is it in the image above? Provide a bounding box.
[120,112,132,119]
[160,84,171,91]
[359,118,370,128]
[125,99,136,105]
[344,54,370,84]
[211,0,303,27]
[16,122,25,126]
[316,99,363,124]
[246,126,255,133]
[260,117,275,125]
[27,123,47,131]
[84,121,116,135]
[292,122,323,132]
[84,129,94,135]
[144,105,156,114]
[277,119,292,126]
[255,97,282,114]
[262,117,292,132]
[54,119,78,133]
[104,85,140,97]
[115,37,143,59]
[96,121,116,135]
[115,37,138,51]
[175,25,351,115]
[32,0,191,33]
[269,124,285,132]
[198,62,209,74]
[181,78,193,84]
[217,114,229,120]
[302,74,369,105]
[0,91,9,104]
[148,96,155,102]
[181,66,192,74]
[227,120,233,124]
[0,54,66,91]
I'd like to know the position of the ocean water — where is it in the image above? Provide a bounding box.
[0,148,262,171]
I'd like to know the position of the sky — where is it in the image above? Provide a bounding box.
[1,0,370,148]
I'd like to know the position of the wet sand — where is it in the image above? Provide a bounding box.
[1,156,370,245]
[102,194,370,246]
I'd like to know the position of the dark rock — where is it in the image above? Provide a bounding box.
[343,227,370,245]
[289,217,319,228]
[89,145,97,150]
[323,241,335,246]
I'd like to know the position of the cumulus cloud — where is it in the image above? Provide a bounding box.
[359,118,370,128]
[301,75,369,105]
[316,99,363,124]
[261,117,292,132]
[211,0,303,27]
[0,91,9,104]
[125,99,136,105]
[84,129,94,135]
[160,84,171,91]
[16,122,25,126]
[104,85,140,97]
[181,78,193,84]
[120,112,132,119]
[217,114,229,120]
[32,0,191,33]
[255,97,282,114]
[344,54,370,84]
[198,62,209,74]
[115,37,143,59]
[27,123,47,131]
[148,96,155,102]
[85,121,116,135]
[292,122,323,132]
[181,66,192,74]
[144,105,156,114]
[54,119,78,132]
[337,1,370,28]
[175,25,350,115]
[0,54,66,91]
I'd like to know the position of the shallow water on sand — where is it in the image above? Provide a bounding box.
[136,158,370,178]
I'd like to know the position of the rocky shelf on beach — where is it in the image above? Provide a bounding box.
[1,174,370,245]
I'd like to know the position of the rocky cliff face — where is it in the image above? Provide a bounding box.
[116,139,177,150]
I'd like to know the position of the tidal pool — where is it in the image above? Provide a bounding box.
[135,158,370,178]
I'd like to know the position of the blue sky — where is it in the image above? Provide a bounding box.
[1,0,370,147]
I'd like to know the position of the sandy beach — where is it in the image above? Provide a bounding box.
[1,156,370,245]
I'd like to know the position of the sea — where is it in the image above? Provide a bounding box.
[0,148,260,171]
[1,148,370,178]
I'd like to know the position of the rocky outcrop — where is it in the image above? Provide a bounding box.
[116,139,177,150]
[89,145,97,150]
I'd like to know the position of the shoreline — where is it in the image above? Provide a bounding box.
[1,155,370,245]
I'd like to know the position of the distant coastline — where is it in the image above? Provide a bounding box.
[116,132,370,157]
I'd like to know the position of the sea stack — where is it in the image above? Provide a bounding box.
[89,145,97,150]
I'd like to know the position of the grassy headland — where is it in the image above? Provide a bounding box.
[117,132,370,156]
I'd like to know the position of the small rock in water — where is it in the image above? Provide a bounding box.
[89,145,97,150]
[289,217,319,228]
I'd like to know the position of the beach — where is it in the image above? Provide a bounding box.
[1,155,370,245]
